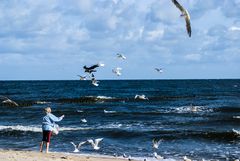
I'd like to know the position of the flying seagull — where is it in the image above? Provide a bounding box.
[155,68,163,73]
[70,141,86,152]
[0,96,19,107]
[83,62,105,74]
[116,53,126,60]
[134,94,148,100]
[91,77,100,87]
[152,139,162,149]
[77,75,87,80]
[81,118,87,123]
[112,67,122,76]
[87,138,103,150]
[172,0,191,37]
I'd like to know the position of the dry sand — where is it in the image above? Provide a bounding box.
[0,150,132,161]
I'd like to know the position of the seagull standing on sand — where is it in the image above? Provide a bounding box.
[116,53,126,60]
[70,141,86,152]
[83,62,105,74]
[183,156,192,161]
[155,68,163,73]
[172,0,191,37]
[112,67,122,76]
[134,94,148,100]
[87,138,103,150]
[153,152,164,160]
[0,96,19,107]
[152,139,162,149]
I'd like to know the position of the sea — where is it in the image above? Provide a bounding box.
[0,79,239,160]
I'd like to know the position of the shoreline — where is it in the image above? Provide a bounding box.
[0,149,136,161]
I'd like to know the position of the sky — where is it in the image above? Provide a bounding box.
[0,0,240,80]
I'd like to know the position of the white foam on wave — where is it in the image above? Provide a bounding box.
[86,96,115,100]
[233,116,240,119]
[0,125,92,133]
[174,105,212,113]
[0,125,42,132]
[232,129,240,135]
[104,109,117,113]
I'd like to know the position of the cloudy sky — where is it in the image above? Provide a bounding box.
[0,0,239,80]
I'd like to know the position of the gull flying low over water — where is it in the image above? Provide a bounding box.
[172,0,191,37]
[83,62,105,74]
[112,67,122,76]
[134,94,148,100]
[152,139,162,149]
[87,138,103,150]
[77,75,87,80]
[116,53,126,60]
[0,96,19,107]
[70,141,86,152]
[80,118,87,123]
[91,77,100,87]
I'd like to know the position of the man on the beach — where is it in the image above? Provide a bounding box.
[40,107,64,153]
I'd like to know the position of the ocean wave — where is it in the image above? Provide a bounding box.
[104,110,117,113]
[0,125,92,133]
[173,105,213,113]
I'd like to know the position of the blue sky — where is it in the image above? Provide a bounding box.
[0,0,239,80]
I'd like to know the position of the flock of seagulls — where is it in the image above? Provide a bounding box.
[70,138,103,152]
[76,0,191,87]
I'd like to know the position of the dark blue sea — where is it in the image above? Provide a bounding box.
[0,80,240,160]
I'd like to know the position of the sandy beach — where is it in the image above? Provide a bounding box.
[0,150,133,161]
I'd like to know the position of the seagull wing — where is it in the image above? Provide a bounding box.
[185,12,191,37]
[77,141,86,149]
[70,142,77,148]
[87,139,94,146]
[95,138,103,145]
[172,0,185,13]
[89,64,99,70]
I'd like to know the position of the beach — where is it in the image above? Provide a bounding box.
[0,150,132,161]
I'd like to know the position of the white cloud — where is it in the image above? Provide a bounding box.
[145,28,164,41]
[184,54,202,61]
[229,26,240,31]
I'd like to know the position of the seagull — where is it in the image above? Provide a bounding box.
[83,62,105,74]
[152,139,162,149]
[70,141,86,152]
[155,68,163,73]
[134,94,148,100]
[112,67,122,76]
[172,0,191,37]
[183,156,192,161]
[116,53,126,60]
[232,129,240,135]
[77,75,87,80]
[81,118,87,123]
[87,138,103,150]
[153,152,164,160]
[91,77,100,87]
[0,96,19,107]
